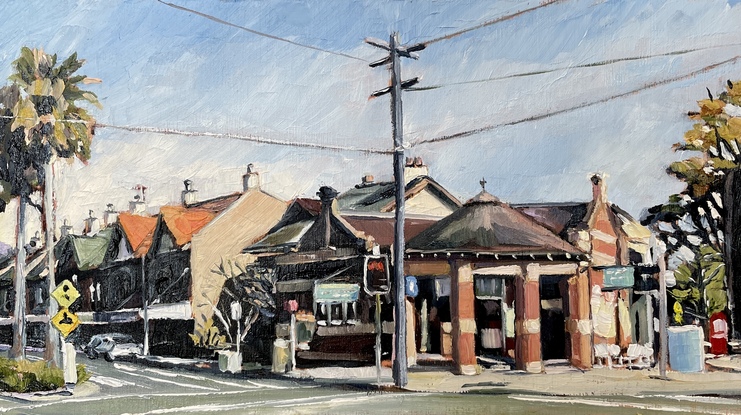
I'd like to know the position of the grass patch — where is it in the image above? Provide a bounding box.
[0,357,90,393]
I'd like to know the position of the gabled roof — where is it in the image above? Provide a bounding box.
[159,205,217,247]
[337,176,462,214]
[407,190,582,256]
[185,192,242,212]
[514,201,650,242]
[62,227,118,271]
[118,212,158,257]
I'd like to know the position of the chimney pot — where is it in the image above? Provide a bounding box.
[103,203,119,227]
[182,179,198,205]
[403,155,429,183]
[591,174,607,204]
[361,175,374,185]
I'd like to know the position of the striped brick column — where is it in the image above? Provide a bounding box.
[450,261,477,375]
[567,267,592,369]
[515,264,542,373]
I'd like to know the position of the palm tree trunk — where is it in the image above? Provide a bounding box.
[10,196,27,360]
[43,162,60,366]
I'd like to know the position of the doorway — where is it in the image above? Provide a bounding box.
[539,275,570,361]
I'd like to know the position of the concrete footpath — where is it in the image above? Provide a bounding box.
[129,353,741,397]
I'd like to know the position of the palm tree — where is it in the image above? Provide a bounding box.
[1,47,100,362]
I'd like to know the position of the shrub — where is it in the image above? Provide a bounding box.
[0,357,90,393]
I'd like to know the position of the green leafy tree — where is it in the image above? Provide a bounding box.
[645,81,741,327]
[0,47,100,360]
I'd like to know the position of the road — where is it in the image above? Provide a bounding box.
[0,355,739,414]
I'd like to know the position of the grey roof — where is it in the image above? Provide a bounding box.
[245,220,314,254]
[513,202,590,239]
[407,190,582,256]
[337,175,461,214]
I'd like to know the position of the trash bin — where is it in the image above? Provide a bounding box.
[272,339,289,373]
[668,325,704,372]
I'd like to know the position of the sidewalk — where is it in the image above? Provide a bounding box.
[128,353,741,397]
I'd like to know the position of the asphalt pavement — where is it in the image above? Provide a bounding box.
[0,353,740,414]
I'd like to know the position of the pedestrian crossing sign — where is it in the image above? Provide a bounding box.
[51,280,80,308]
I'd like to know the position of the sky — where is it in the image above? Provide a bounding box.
[1,0,741,244]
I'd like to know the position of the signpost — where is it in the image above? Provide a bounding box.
[364,255,391,384]
[50,280,81,390]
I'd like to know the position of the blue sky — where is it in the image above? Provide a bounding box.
[1,0,741,242]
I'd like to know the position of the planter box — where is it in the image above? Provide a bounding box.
[218,350,242,374]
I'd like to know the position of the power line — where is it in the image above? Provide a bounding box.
[413,55,741,147]
[422,0,567,46]
[408,43,741,91]
[95,123,393,155]
[156,0,367,62]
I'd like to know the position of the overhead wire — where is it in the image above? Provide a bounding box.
[420,0,568,46]
[413,54,741,147]
[156,0,367,62]
[0,116,392,154]
[95,124,393,155]
[408,43,741,91]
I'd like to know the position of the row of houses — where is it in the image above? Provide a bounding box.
[1,158,656,372]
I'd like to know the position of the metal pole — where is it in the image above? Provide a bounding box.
[44,161,61,367]
[375,293,382,384]
[141,255,149,355]
[658,241,668,377]
[390,31,408,387]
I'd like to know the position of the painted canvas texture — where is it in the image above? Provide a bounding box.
[1,1,741,414]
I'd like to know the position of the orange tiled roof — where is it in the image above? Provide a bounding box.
[118,212,158,257]
[160,205,217,246]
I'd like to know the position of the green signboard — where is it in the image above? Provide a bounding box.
[603,266,635,289]
[314,283,360,303]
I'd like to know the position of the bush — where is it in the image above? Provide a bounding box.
[0,357,90,393]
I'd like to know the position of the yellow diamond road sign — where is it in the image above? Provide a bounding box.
[51,280,80,308]
[51,308,80,338]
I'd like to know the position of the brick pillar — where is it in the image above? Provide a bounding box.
[567,267,592,369]
[515,264,542,373]
[450,261,477,375]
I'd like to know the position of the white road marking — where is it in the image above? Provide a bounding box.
[142,368,259,389]
[123,392,370,415]
[89,375,136,388]
[0,390,255,413]
[509,395,736,414]
[114,370,220,391]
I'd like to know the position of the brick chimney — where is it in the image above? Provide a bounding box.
[182,179,198,206]
[591,174,608,204]
[404,157,429,184]
[317,186,339,249]
[103,203,118,227]
[242,163,260,192]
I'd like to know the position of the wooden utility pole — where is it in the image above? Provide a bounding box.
[658,240,668,377]
[44,161,61,367]
[142,255,149,355]
[10,196,27,360]
[366,32,423,387]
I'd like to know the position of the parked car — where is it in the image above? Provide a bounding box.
[84,333,142,362]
